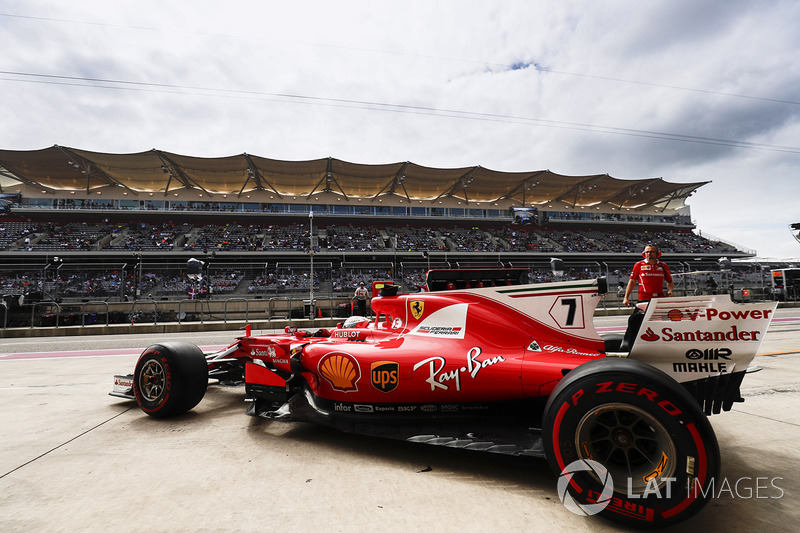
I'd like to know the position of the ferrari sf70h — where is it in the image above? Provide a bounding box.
[111,272,776,528]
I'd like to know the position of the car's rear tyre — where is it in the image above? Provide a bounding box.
[542,358,719,528]
[133,341,208,418]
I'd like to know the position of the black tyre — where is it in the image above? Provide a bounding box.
[133,341,208,418]
[542,358,719,528]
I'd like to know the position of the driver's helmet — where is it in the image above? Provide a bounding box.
[342,315,370,328]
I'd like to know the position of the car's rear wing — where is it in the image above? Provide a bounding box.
[627,294,777,414]
[628,294,776,380]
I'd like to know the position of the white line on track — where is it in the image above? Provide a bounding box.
[0,345,227,361]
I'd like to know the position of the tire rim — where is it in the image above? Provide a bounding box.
[139,359,166,402]
[575,403,677,494]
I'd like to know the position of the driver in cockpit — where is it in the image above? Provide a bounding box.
[341,315,370,329]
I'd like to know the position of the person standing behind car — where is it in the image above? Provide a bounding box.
[623,244,674,306]
[353,282,369,316]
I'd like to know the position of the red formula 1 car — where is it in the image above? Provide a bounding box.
[110,272,776,528]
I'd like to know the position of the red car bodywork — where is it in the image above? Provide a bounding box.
[238,279,608,419]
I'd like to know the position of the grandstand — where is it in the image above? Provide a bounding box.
[0,145,776,324]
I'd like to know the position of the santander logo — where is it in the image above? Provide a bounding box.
[640,328,660,342]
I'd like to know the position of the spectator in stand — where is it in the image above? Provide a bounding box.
[623,244,674,307]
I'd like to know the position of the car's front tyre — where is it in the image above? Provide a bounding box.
[133,341,208,418]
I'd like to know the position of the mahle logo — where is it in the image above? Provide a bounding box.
[557,459,614,516]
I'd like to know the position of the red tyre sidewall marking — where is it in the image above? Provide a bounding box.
[136,352,172,414]
[552,398,584,493]
[661,422,707,519]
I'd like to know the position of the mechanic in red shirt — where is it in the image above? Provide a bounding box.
[623,244,674,306]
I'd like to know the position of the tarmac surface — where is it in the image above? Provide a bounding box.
[1,310,799,532]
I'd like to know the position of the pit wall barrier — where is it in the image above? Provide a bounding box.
[0,296,357,337]
[2,293,795,339]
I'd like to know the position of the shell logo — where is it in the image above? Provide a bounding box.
[667,309,684,321]
[318,352,361,392]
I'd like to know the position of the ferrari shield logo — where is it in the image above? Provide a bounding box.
[410,300,425,320]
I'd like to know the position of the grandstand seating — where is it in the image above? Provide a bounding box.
[262,223,309,251]
[0,148,776,315]
[108,222,193,251]
[0,215,753,302]
[390,226,446,251]
[185,224,262,252]
[324,224,385,251]
[0,218,742,256]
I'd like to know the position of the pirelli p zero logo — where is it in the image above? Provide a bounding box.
[371,361,399,393]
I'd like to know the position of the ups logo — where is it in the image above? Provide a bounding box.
[371,361,399,393]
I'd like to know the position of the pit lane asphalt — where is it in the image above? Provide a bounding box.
[1,311,799,532]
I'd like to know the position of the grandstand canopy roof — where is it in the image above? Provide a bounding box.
[0,145,708,211]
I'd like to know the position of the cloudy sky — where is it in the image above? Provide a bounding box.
[2,1,799,257]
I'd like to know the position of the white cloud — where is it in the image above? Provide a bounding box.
[1,0,799,256]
